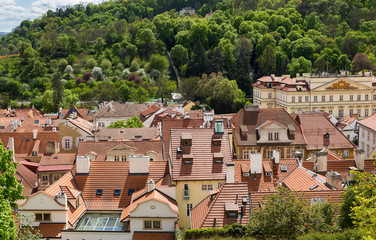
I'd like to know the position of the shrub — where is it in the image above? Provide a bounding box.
[127,73,142,84]
[83,72,93,81]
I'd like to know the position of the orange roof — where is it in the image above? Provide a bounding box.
[93,101,149,118]
[36,223,65,238]
[67,117,94,135]
[191,183,250,229]
[61,105,92,121]
[281,166,332,191]
[358,112,376,129]
[95,127,159,141]
[72,161,169,210]
[38,153,76,172]
[77,140,164,161]
[16,163,37,196]
[140,105,161,120]
[132,232,174,240]
[170,128,232,181]
[129,188,178,214]
[296,113,355,150]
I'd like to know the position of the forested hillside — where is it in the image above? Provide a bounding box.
[1,0,376,113]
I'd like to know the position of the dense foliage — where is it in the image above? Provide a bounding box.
[107,116,143,128]
[1,0,376,112]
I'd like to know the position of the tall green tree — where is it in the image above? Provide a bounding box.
[0,143,24,240]
[258,44,276,76]
[52,73,63,112]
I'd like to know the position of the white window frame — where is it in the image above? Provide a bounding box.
[243,150,249,159]
[62,136,72,150]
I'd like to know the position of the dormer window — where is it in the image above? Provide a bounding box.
[225,202,239,218]
[212,138,221,146]
[263,163,272,177]
[114,189,121,196]
[181,133,192,146]
[215,120,224,134]
[213,152,224,164]
[183,154,193,164]
[240,125,248,139]
[96,189,103,195]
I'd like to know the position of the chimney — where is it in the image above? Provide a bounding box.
[272,150,280,164]
[226,162,235,183]
[76,156,90,174]
[326,171,343,189]
[323,133,330,147]
[33,130,37,140]
[8,137,15,161]
[250,153,262,174]
[314,151,327,173]
[129,155,149,174]
[55,193,67,206]
[355,149,365,171]
[147,179,155,192]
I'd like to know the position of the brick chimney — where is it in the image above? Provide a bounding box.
[355,149,365,171]
[326,171,342,189]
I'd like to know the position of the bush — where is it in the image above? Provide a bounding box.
[83,72,93,81]
[297,229,364,240]
[184,223,246,240]
[128,73,142,84]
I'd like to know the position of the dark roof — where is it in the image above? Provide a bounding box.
[95,127,159,141]
[93,101,149,118]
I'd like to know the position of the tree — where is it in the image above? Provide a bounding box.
[258,45,276,76]
[51,73,63,112]
[125,116,143,128]
[351,53,373,73]
[132,87,149,103]
[288,57,312,77]
[186,40,207,77]
[107,120,126,128]
[147,54,169,73]
[0,142,24,240]
[170,45,188,67]
[101,58,112,70]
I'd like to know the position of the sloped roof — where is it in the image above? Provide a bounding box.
[77,140,164,161]
[68,117,94,135]
[170,128,232,181]
[61,105,91,121]
[38,153,76,172]
[296,113,355,150]
[232,108,306,147]
[93,101,149,118]
[358,112,376,130]
[16,163,37,196]
[140,105,161,120]
[281,166,332,191]
[191,183,250,229]
[129,188,178,214]
[95,127,159,141]
[71,161,169,210]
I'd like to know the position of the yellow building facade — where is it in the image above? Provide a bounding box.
[253,73,376,119]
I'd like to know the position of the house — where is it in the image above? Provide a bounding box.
[357,113,376,156]
[59,105,93,122]
[191,183,250,229]
[169,126,232,230]
[252,72,376,119]
[37,153,76,190]
[295,112,356,159]
[93,101,149,129]
[337,115,358,142]
[179,7,196,16]
[59,116,94,153]
[16,162,38,197]
[140,105,161,122]
[231,106,307,160]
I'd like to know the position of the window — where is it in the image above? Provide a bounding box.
[292,97,295,103]
[268,93,272,99]
[357,95,361,101]
[144,220,152,229]
[76,213,124,231]
[311,198,324,206]
[329,95,333,102]
[305,96,309,102]
[350,95,354,101]
[215,120,224,134]
[183,184,189,200]
[374,94,376,100]
[340,95,343,101]
[373,109,376,114]
[365,94,369,101]
[63,137,72,150]
[298,96,302,102]
[365,109,369,117]
[268,132,273,140]
[98,122,105,128]
[114,189,121,196]
[322,96,325,102]
[267,150,273,159]
[344,150,349,158]
[350,109,353,116]
[35,213,51,222]
[114,155,120,161]
[329,110,333,115]
[290,149,296,158]
[96,189,103,195]
[274,132,279,140]
[121,155,126,161]
[41,175,49,181]
[53,174,60,183]
[314,96,318,102]
[153,220,161,229]
[34,120,39,124]
[243,150,249,159]
[357,109,361,117]
[187,203,192,216]
[201,184,213,191]
[128,189,135,195]
[339,109,344,118]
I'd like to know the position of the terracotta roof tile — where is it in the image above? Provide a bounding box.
[129,189,178,214]
[140,105,161,121]
[281,166,332,191]
[95,127,159,141]
[358,113,376,130]
[36,223,65,238]
[296,113,355,150]
[191,183,250,229]
[93,101,149,118]
[38,153,76,172]
[171,128,232,181]
[17,163,37,196]
[68,117,94,135]
[61,105,91,121]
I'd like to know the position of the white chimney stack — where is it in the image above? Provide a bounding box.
[129,155,149,174]
[355,149,365,171]
[314,151,327,173]
[8,137,15,161]
[272,150,280,164]
[326,171,342,189]
[148,179,155,192]
[33,130,37,140]
[76,156,90,174]
[250,153,262,174]
[226,162,235,183]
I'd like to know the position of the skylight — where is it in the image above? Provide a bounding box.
[76,213,125,231]
[96,189,103,195]
[280,166,287,172]
[114,189,121,196]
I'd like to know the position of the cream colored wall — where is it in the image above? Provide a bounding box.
[62,231,132,240]
[59,121,88,153]
[175,180,224,230]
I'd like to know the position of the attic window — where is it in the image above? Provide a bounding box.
[212,138,221,146]
[183,154,193,164]
[280,166,287,172]
[0,126,4,129]
[96,189,103,195]
[225,202,239,218]
[213,152,224,164]
[128,189,135,196]
[181,133,192,146]
[34,120,39,124]
[54,155,58,159]
[26,137,29,141]
[114,189,121,196]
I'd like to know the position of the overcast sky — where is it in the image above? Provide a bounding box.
[0,0,103,32]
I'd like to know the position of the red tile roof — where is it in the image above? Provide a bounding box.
[281,166,332,191]
[132,232,174,240]
[140,105,161,121]
[36,223,65,238]
[37,153,76,172]
[61,105,92,121]
[296,113,355,150]
[16,163,37,196]
[358,112,376,130]
[93,101,149,118]
[67,117,94,135]
[170,128,232,181]
[95,127,159,141]
[191,183,250,229]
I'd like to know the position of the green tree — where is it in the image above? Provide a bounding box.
[288,57,312,77]
[351,53,374,73]
[52,73,63,112]
[147,54,169,73]
[0,142,24,240]
[170,45,188,67]
[107,120,127,128]
[132,86,149,103]
[258,44,276,76]
[125,116,143,128]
